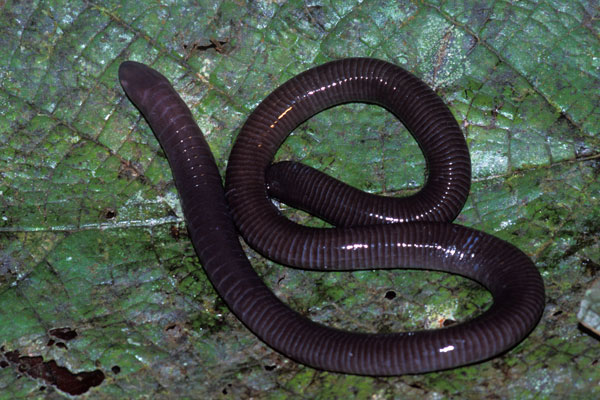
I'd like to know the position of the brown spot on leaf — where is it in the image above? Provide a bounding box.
[2,349,104,395]
[183,38,229,55]
[384,290,396,300]
[170,225,181,239]
[102,208,117,219]
[118,160,141,181]
[49,327,78,341]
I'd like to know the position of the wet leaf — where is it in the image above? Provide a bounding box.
[1,0,598,398]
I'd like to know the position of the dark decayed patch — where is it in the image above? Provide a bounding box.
[1,347,104,395]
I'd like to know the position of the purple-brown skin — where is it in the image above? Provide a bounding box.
[118,58,544,376]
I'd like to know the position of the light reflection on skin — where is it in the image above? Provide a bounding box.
[368,212,405,223]
[341,243,370,250]
[439,345,455,353]
[339,239,479,260]
[270,106,294,128]
[339,240,479,264]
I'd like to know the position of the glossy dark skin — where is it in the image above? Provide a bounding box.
[119,59,544,375]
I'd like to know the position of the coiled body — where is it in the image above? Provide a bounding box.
[118,58,544,375]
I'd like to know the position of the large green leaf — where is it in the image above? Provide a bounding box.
[1,0,598,398]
